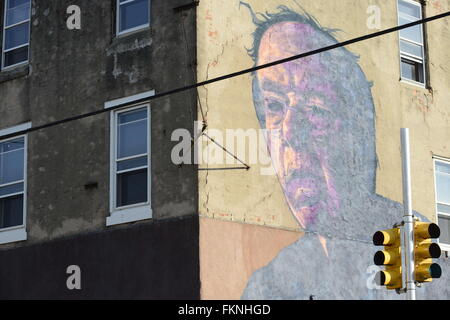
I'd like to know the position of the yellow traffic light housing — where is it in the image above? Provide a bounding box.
[413,222,442,283]
[373,228,402,290]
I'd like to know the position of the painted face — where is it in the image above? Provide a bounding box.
[256,22,341,229]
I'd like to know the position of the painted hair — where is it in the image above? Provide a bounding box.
[241,2,383,237]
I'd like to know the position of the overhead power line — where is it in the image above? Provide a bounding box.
[2,10,450,141]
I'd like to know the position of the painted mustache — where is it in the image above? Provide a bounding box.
[277,141,337,228]
[285,177,323,205]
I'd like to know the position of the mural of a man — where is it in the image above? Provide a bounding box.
[240,3,450,299]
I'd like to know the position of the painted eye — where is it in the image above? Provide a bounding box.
[267,101,284,113]
[309,105,331,117]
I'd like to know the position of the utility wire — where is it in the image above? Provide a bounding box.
[2,10,450,141]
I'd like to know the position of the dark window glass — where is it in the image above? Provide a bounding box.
[4,22,29,50]
[400,40,423,58]
[399,23,423,44]
[401,58,424,83]
[436,163,450,204]
[116,168,148,207]
[3,0,30,68]
[117,109,148,159]
[0,137,25,230]
[117,156,148,172]
[6,1,30,26]
[118,108,147,124]
[0,182,24,197]
[1,138,24,152]
[8,0,29,9]
[0,195,23,228]
[119,0,149,32]
[398,0,425,84]
[0,138,25,185]
[0,149,25,184]
[398,0,421,19]
[438,204,450,215]
[438,215,450,245]
[4,46,28,67]
[437,161,450,174]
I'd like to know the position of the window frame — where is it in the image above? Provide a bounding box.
[116,0,150,37]
[397,0,427,87]
[107,102,152,227]
[433,157,450,252]
[1,0,32,71]
[0,122,30,245]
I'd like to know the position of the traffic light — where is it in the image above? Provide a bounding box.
[373,228,403,289]
[414,222,442,283]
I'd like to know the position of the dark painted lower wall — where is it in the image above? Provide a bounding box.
[0,216,199,300]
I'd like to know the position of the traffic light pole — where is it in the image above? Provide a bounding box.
[401,128,416,300]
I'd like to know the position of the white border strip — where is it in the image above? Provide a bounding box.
[0,227,27,245]
[0,122,32,138]
[107,205,152,227]
[104,90,155,109]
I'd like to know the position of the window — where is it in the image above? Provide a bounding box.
[2,0,31,69]
[397,0,426,85]
[435,159,450,250]
[107,103,152,226]
[0,122,29,244]
[115,107,149,207]
[117,0,150,35]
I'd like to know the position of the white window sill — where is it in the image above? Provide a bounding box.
[106,205,152,226]
[104,90,155,109]
[0,227,27,245]
[400,79,426,89]
[1,61,29,73]
[116,24,150,38]
[0,122,32,137]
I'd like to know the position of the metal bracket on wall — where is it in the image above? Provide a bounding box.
[199,132,251,171]
[84,182,99,190]
[173,0,200,13]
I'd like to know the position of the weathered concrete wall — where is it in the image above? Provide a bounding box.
[0,0,198,247]
[198,0,450,299]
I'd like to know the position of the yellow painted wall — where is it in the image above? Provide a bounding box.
[197,0,450,298]
[198,0,450,226]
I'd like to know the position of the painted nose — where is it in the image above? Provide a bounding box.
[282,105,313,151]
[282,91,300,142]
[282,108,295,141]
